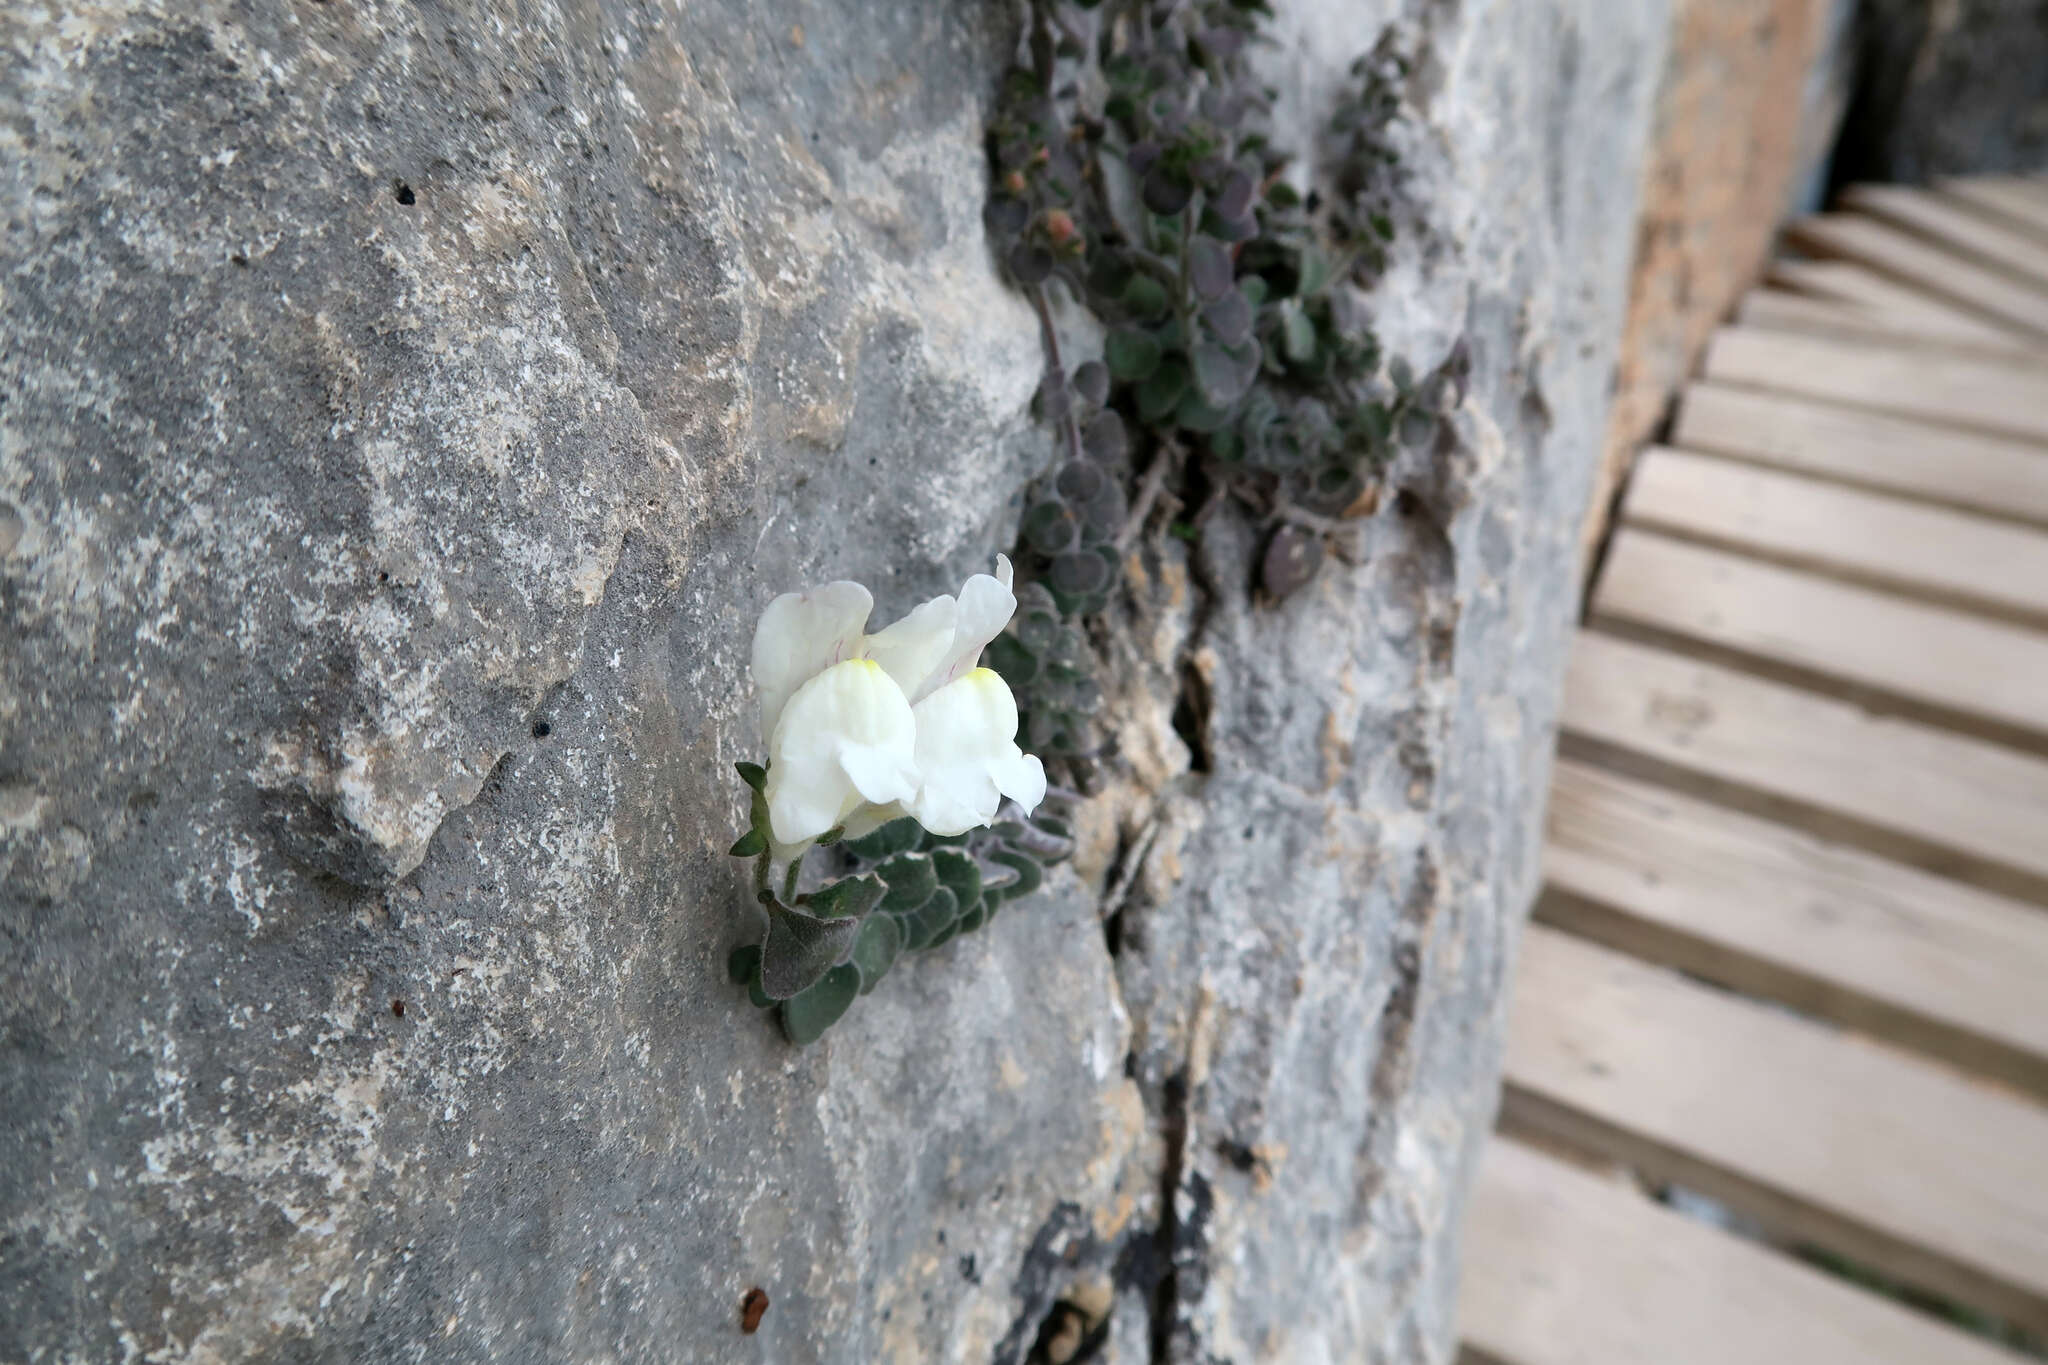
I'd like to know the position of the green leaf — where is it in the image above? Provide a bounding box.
[931,848,983,909]
[955,897,988,936]
[734,761,768,792]
[760,904,861,999]
[902,886,959,950]
[1201,290,1254,345]
[1191,341,1256,407]
[1188,235,1233,301]
[803,871,887,920]
[1281,303,1317,364]
[1136,358,1188,422]
[988,849,1044,900]
[1121,274,1170,320]
[1175,388,1232,433]
[877,854,939,912]
[748,979,776,1009]
[729,828,767,857]
[1297,245,1332,297]
[781,964,861,1045]
[727,943,763,985]
[842,816,922,862]
[852,912,904,995]
[1105,329,1162,381]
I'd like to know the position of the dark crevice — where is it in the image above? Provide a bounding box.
[1170,661,1213,775]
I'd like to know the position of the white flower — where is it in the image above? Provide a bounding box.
[905,667,1046,835]
[749,557,1046,849]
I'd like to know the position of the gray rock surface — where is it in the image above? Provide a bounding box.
[0,1,1668,1361]
[1834,0,2048,184]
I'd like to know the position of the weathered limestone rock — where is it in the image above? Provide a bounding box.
[1,2,1667,1361]
[1834,0,2048,184]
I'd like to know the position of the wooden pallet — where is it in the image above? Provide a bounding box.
[1458,176,2048,1365]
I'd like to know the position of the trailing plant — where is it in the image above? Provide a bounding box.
[726,784,1076,1045]
[724,4,1455,1046]
[981,2,1462,755]
[724,564,1074,1045]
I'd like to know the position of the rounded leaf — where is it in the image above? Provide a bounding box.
[842,816,923,863]
[1008,241,1054,285]
[1142,165,1192,216]
[1055,460,1107,505]
[781,964,861,1045]
[1201,290,1254,346]
[1050,551,1111,597]
[1105,329,1162,382]
[902,886,959,950]
[1121,274,1171,320]
[1083,410,1129,463]
[1136,359,1188,422]
[1189,236,1233,301]
[877,854,939,912]
[851,913,903,996]
[760,905,862,1000]
[1073,360,1110,406]
[1023,500,1079,555]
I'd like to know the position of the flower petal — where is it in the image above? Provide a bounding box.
[752,580,874,748]
[905,668,1037,836]
[907,561,1018,705]
[863,594,958,699]
[767,659,918,845]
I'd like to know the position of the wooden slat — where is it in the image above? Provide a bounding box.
[1942,177,2048,240]
[1734,289,2037,357]
[1594,528,2048,739]
[1622,448,2048,627]
[1458,1135,2030,1365]
[1767,257,2037,347]
[1703,328,2048,444]
[1560,632,2048,894]
[1784,212,2048,340]
[1671,382,2048,526]
[1842,183,2048,290]
[1540,760,2048,1097]
[1500,925,2048,1338]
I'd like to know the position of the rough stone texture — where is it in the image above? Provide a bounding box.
[0,2,1667,1362]
[1582,0,1836,564]
[1832,0,2048,186]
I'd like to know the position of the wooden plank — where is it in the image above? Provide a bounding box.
[1842,183,2048,290]
[1560,632,2048,894]
[1540,759,2048,1097]
[1941,177,2048,240]
[1671,382,2048,526]
[1500,925,2048,1338]
[1703,327,2048,447]
[1622,448,2048,627]
[1767,257,2038,348]
[1783,212,2048,341]
[1594,528,2048,738]
[1734,289,2037,357]
[1457,1135,2030,1365]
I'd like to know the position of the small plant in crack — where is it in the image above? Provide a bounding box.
[725,559,1075,1044]
[982,0,1465,764]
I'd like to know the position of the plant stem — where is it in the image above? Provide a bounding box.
[781,854,804,904]
[1030,285,1086,467]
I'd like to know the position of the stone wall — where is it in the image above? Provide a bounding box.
[0,2,1668,1361]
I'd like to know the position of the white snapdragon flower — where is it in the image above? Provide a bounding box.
[750,557,1047,849]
